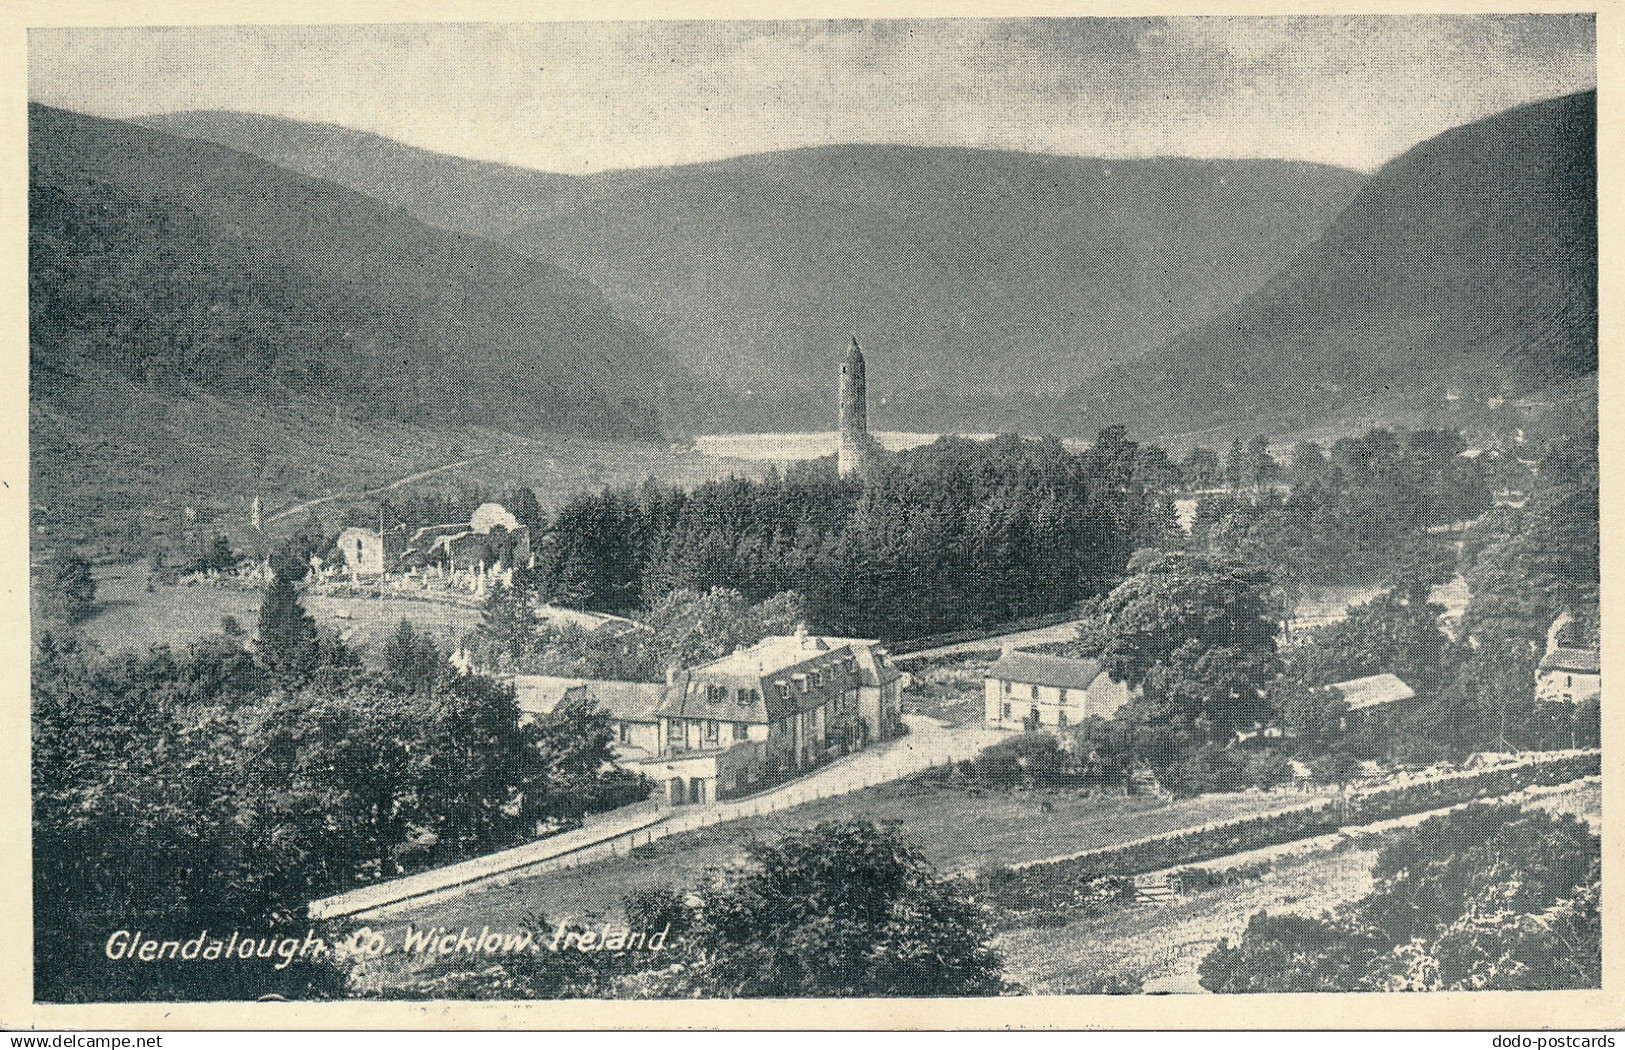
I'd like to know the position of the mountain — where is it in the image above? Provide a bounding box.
[30,103,699,441]
[1084,91,1598,440]
[137,110,582,241]
[132,112,1367,415]
[508,147,1368,404]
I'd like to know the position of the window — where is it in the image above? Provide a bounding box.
[737,688,753,706]
[618,722,630,744]
[667,720,683,742]
[1057,710,1068,728]
[1002,703,1011,718]
[1060,688,1071,705]
[1567,675,1573,688]
[705,720,719,743]
[734,722,750,739]
[777,682,790,700]
[1003,680,1012,695]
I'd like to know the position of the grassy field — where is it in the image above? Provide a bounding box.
[997,777,1601,994]
[383,780,1334,930]
[78,563,484,659]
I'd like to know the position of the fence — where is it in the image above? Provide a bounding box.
[968,750,1599,902]
[310,729,981,921]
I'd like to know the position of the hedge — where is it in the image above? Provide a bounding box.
[967,752,1598,907]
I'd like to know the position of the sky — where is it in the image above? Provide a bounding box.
[28,16,1596,173]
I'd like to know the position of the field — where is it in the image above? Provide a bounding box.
[78,563,484,659]
[997,777,1600,994]
[382,780,1336,930]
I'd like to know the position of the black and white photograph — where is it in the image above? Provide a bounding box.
[14,6,1609,1022]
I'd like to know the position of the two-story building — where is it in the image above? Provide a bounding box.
[507,632,906,806]
[984,650,1134,730]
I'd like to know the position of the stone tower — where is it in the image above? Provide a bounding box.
[838,336,870,479]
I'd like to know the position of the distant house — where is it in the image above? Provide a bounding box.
[1536,611,1601,705]
[984,650,1134,730]
[1327,673,1417,732]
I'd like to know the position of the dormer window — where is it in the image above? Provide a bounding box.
[777,682,790,700]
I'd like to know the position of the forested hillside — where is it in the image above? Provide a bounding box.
[30,104,699,438]
[1079,91,1598,438]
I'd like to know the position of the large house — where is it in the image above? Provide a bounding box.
[984,650,1134,729]
[506,631,906,806]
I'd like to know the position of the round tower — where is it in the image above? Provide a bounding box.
[838,336,869,479]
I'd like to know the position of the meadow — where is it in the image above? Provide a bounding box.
[78,563,484,659]
[381,779,1334,931]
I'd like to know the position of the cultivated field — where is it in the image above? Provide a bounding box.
[385,781,1338,930]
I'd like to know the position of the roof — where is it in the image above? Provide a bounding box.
[510,675,587,717]
[1540,647,1601,674]
[673,635,873,722]
[986,651,1106,692]
[1329,673,1416,712]
[509,675,667,723]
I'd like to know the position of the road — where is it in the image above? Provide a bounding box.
[314,713,1009,920]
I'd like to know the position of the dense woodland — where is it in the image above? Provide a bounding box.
[32,582,644,1002]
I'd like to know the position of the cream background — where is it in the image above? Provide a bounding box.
[0,0,1618,1031]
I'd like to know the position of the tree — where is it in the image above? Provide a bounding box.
[1098,549,1281,691]
[1223,438,1247,490]
[195,533,239,574]
[36,548,97,626]
[32,633,344,1002]
[1182,446,1222,489]
[1199,804,1600,992]
[255,571,319,677]
[1286,589,1452,698]
[474,578,537,663]
[381,618,442,692]
[1245,435,1278,489]
[1287,440,1329,490]
[531,695,649,828]
[1198,911,1390,993]
[682,820,1005,997]
[1463,480,1599,648]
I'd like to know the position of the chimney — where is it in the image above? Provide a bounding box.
[666,665,679,687]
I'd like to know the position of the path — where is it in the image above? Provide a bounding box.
[311,714,1008,920]
[896,620,1085,664]
[266,442,541,523]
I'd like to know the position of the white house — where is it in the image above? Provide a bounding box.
[984,650,1134,730]
[1536,611,1601,705]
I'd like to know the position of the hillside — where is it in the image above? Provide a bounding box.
[137,110,580,241]
[30,104,699,441]
[1084,91,1598,439]
[131,112,1367,418]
